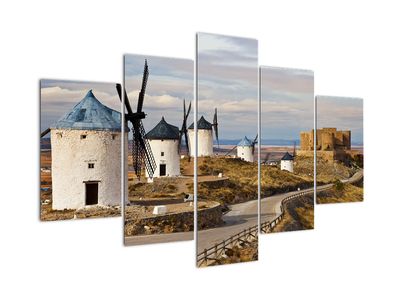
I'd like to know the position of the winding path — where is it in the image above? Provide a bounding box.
[125,170,363,248]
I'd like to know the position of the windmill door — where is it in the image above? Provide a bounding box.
[85,182,98,205]
[159,164,166,176]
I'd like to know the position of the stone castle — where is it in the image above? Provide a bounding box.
[298,128,359,163]
[300,128,351,151]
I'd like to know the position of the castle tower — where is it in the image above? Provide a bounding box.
[321,131,335,151]
[145,117,180,180]
[50,90,123,210]
[237,136,254,162]
[188,116,213,157]
[280,152,294,173]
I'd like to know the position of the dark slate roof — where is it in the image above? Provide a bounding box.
[237,136,253,147]
[281,152,294,161]
[188,116,212,130]
[145,117,180,140]
[52,90,121,131]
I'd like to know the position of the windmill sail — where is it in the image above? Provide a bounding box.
[178,99,191,159]
[40,128,50,138]
[213,108,219,150]
[116,59,157,180]
[252,134,258,155]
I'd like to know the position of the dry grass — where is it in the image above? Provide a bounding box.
[40,199,121,221]
[128,177,185,199]
[317,182,363,204]
[194,157,314,205]
[272,194,314,233]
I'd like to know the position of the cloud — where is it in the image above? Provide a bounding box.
[316,96,363,143]
[124,55,194,133]
[260,67,314,140]
[40,80,120,133]
[197,33,258,139]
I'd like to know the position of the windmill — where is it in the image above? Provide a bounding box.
[178,99,192,160]
[213,108,220,151]
[116,60,156,180]
[224,135,258,157]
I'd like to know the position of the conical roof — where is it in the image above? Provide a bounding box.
[145,117,180,140]
[237,136,253,147]
[188,116,212,130]
[52,90,121,131]
[281,152,294,161]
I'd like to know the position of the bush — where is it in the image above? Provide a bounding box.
[333,179,345,192]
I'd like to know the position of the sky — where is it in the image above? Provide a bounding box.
[197,33,258,140]
[124,54,193,133]
[260,66,314,141]
[317,95,364,145]
[40,79,120,134]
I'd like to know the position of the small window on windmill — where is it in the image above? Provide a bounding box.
[88,163,95,169]
[161,151,165,156]
[56,132,62,138]
[81,134,87,139]
[111,134,116,140]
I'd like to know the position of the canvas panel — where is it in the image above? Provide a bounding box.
[196,33,259,267]
[40,79,122,221]
[315,95,364,204]
[123,54,194,246]
[259,66,315,233]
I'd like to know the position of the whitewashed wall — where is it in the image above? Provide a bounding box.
[51,129,123,209]
[237,145,254,162]
[145,139,180,178]
[188,129,213,157]
[280,160,294,173]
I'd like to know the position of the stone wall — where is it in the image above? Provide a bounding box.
[125,201,223,236]
[300,128,351,152]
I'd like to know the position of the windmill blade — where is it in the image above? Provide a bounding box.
[213,108,219,149]
[137,60,149,113]
[263,152,270,163]
[137,120,157,178]
[251,134,258,155]
[130,120,157,180]
[224,145,237,157]
[183,100,191,154]
[179,99,192,156]
[253,134,258,144]
[41,128,50,138]
[116,83,133,115]
[178,99,186,153]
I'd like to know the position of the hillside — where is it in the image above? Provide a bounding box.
[184,157,315,205]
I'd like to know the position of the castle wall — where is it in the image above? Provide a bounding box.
[321,132,334,150]
[51,129,123,210]
[302,128,352,153]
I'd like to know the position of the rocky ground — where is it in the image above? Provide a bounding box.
[208,237,258,266]
[124,201,223,236]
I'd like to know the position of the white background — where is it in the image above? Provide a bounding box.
[1,1,399,299]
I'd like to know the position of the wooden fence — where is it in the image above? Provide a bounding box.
[197,185,333,267]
